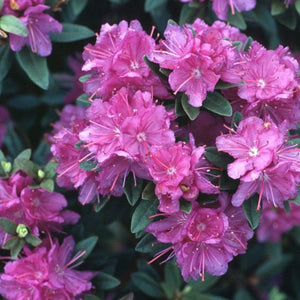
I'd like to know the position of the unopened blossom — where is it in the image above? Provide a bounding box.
[9,4,62,56]
[0,236,95,299]
[146,193,253,281]
[257,202,300,242]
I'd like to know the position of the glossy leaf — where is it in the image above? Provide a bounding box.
[0,15,28,36]
[242,194,262,229]
[203,92,232,117]
[51,23,94,42]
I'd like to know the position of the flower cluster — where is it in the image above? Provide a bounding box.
[49,17,300,282]
[0,0,62,56]
[0,236,96,299]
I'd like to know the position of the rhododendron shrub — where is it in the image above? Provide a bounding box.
[1,0,300,299]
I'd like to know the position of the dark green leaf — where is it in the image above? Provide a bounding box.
[142,182,156,201]
[219,171,239,191]
[124,175,143,206]
[79,74,91,83]
[175,93,185,117]
[276,8,297,30]
[256,254,293,278]
[243,37,253,52]
[51,23,94,42]
[0,218,17,235]
[11,238,25,259]
[232,41,243,51]
[44,161,58,179]
[271,0,286,16]
[203,92,232,117]
[96,271,120,290]
[4,123,24,158]
[40,179,54,192]
[79,160,98,171]
[14,158,38,178]
[118,293,134,300]
[0,44,13,82]
[16,47,49,89]
[2,236,19,250]
[132,272,164,298]
[7,95,39,110]
[183,275,219,296]
[180,199,192,213]
[144,0,168,12]
[77,93,91,107]
[15,149,32,161]
[227,11,246,30]
[204,147,234,169]
[164,262,182,295]
[71,0,88,17]
[296,0,300,15]
[25,233,42,247]
[181,94,200,121]
[74,236,98,262]
[135,233,170,254]
[33,140,50,165]
[0,15,28,36]
[283,201,290,214]
[290,188,300,205]
[231,111,243,130]
[233,288,253,300]
[131,199,159,233]
[242,194,262,229]
[143,55,168,81]
[179,3,205,25]
[84,295,101,300]
[215,80,244,90]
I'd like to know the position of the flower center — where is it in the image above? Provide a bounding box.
[137,132,146,142]
[197,222,206,231]
[130,60,139,70]
[249,146,259,157]
[193,69,201,78]
[257,79,266,89]
[167,167,176,175]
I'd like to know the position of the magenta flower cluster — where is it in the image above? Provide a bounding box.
[0,0,62,56]
[49,18,300,282]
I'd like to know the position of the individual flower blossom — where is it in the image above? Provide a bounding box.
[257,201,300,242]
[82,20,169,100]
[216,116,283,181]
[0,236,96,299]
[146,193,253,281]
[237,42,299,104]
[0,106,10,148]
[0,0,44,15]
[9,4,62,56]
[150,19,242,107]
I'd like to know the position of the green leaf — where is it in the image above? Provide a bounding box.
[131,199,159,233]
[276,8,297,30]
[74,236,98,262]
[142,181,156,201]
[44,161,58,179]
[14,158,38,178]
[143,55,168,81]
[79,74,91,83]
[118,293,134,300]
[231,111,243,130]
[144,0,168,12]
[132,272,164,298]
[181,94,200,121]
[180,199,192,213]
[2,236,19,250]
[219,171,239,191]
[233,288,253,300]
[96,271,120,290]
[25,233,42,247]
[77,93,91,107]
[242,194,262,229]
[11,238,25,259]
[0,15,28,36]
[179,3,205,26]
[296,0,300,15]
[271,0,286,16]
[204,147,234,169]
[7,95,40,110]
[227,10,246,30]
[164,262,182,296]
[215,80,244,90]
[283,201,290,214]
[175,93,186,117]
[135,233,170,254]
[4,123,24,158]
[183,274,219,295]
[269,287,287,300]
[243,37,253,52]
[124,175,143,206]
[15,149,32,161]
[0,44,13,82]
[79,160,98,171]
[16,47,49,89]
[84,295,101,300]
[203,92,232,117]
[50,23,94,42]
[256,254,293,278]
[40,179,54,192]
[0,218,17,235]
[290,188,300,205]
[71,0,88,17]
[232,41,243,51]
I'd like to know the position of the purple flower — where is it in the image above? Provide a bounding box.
[9,5,62,56]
